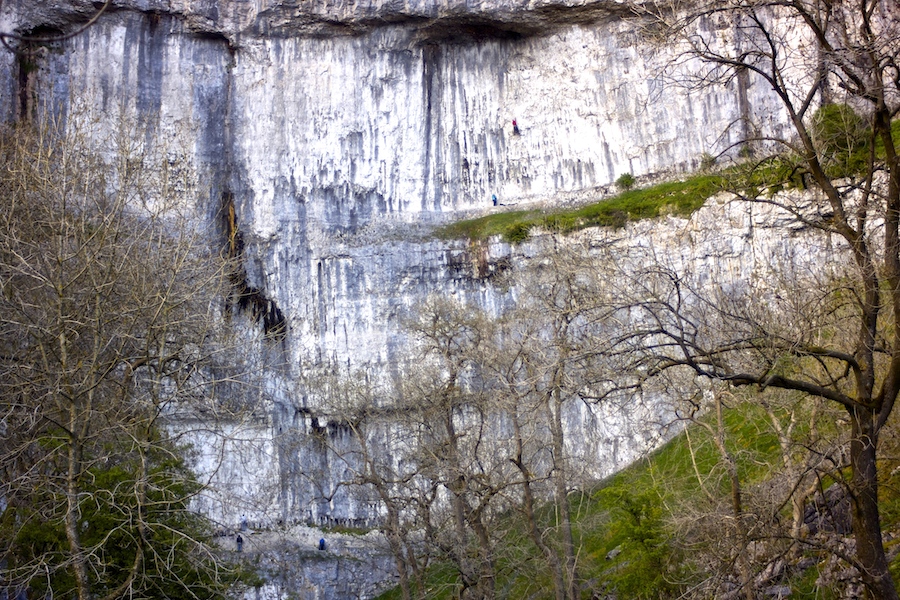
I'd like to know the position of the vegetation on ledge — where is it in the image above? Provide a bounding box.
[437,115,900,246]
[436,174,727,244]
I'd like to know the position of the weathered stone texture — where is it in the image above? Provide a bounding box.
[0,3,807,597]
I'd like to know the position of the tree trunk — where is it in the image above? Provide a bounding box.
[445,410,479,596]
[512,415,566,600]
[385,511,412,600]
[710,394,752,600]
[849,407,899,600]
[550,389,578,600]
[63,325,91,600]
[65,434,91,600]
[471,514,496,600]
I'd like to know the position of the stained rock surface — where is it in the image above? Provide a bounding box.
[0,2,801,597]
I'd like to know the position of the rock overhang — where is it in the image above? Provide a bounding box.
[3,0,645,42]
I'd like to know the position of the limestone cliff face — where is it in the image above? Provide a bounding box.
[2,0,791,371]
[0,2,799,597]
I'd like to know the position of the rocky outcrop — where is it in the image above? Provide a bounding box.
[227,525,398,600]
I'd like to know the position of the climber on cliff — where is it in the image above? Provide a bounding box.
[492,194,498,206]
[512,119,520,135]
[236,534,243,553]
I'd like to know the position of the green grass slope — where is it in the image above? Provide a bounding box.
[376,397,900,599]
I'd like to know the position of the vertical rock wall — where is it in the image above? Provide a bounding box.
[0,0,797,560]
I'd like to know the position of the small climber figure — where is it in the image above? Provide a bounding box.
[512,119,520,135]
[492,194,498,206]
[319,538,326,551]
[236,534,243,553]
[240,514,248,531]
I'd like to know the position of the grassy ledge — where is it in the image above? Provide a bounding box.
[436,116,900,245]
[435,174,727,244]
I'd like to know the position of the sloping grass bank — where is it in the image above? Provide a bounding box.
[375,398,900,599]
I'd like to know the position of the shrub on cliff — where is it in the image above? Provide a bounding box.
[616,172,636,190]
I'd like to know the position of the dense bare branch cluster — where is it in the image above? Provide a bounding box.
[0,117,246,600]
[606,0,900,596]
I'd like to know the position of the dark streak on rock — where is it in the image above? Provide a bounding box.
[221,190,288,340]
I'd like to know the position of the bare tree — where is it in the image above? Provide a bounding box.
[488,322,570,600]
[317,297,521,600]
[319,371,435,600]
[401,297,509,600]
[482,241,618,600]
[604,1,900,595]
[0,116,240,600]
